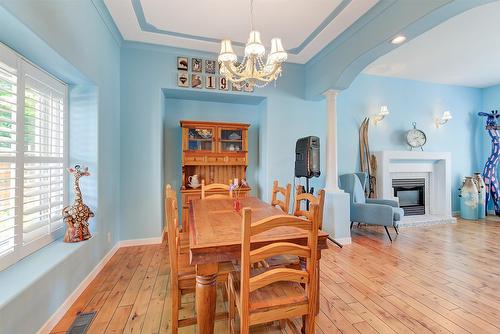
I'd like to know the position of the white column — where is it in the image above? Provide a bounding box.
[324,89,342,193]
[321,89,351,245]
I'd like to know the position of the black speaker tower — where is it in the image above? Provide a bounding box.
[295,136,320,209]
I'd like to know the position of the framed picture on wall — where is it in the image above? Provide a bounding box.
[177,71,189,87]
[191,74,202,88]
[232,82,242,91]
[192,58,202,72]
[177,57,189,71]
[205,60,216,74]
[219,77,229,91]
[243,82,254,93]
[205,75,216,89]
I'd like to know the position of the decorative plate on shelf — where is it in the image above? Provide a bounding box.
[228,132,241,140]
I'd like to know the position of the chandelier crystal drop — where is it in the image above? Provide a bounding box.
[218,0,287,89]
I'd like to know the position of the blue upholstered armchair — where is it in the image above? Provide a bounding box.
[339,173,404,241]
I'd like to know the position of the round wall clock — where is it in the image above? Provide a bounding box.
[406,122,426,151]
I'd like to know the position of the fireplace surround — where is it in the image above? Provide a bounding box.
[374,151,456,227]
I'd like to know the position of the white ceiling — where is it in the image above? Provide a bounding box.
[364,1,500,88]
[104,0,378,64]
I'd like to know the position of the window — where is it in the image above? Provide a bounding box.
[0,43,67,271]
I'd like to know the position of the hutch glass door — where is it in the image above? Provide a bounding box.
[219,128,243,152]
[187,127,214,152]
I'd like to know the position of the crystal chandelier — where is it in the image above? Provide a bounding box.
[218,0,287,89]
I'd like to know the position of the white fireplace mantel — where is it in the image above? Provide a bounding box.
[373,151,452,220]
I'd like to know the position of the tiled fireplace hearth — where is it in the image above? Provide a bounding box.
[374,151,457,227]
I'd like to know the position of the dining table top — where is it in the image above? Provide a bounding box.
[188,196,329,265]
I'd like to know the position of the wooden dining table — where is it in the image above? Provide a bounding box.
[189,196,329,334]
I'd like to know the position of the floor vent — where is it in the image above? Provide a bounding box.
[67,311,96,334]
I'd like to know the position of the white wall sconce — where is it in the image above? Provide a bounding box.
[435,111,452,128]
[373,105,389,124]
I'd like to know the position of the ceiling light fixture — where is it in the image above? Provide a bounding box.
[218,0,287,89]
[391,35,407,45]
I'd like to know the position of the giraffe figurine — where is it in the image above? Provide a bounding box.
[63,165,94,242]
[479,110,500,216]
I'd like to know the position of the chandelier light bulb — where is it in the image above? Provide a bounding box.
[218,39,237,63]
[245,31,265,57]
[268,38,287,63]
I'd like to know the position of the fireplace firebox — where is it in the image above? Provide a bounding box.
[392,178,425,216]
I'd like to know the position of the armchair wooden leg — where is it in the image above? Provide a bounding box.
[350,221,354,229]
[394,226,399,235]
[384,226,393,242]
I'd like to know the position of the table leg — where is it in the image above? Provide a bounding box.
[196,263,218,334]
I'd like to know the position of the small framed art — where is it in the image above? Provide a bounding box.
[178,71,189,87]
[191,74,202,88]
[205,75,216,89]
[192,58,202,72]
[243,82,254,93]
[177,57,189,71]
[232,82,242,91]
[205,60,216,74]
[219,77,229,91]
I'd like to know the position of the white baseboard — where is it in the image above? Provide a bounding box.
[37,236,162,334]
[118,236,162,247]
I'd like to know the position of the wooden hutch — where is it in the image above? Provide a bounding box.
[180,120,251,228]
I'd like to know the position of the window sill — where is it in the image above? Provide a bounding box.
[0,235,94,308]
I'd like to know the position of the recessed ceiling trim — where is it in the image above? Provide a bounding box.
[131,0,352,56]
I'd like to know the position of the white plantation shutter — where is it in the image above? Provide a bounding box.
[0,45,18,267]
[0,43,67,270]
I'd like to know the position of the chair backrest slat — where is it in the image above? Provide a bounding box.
[293,187,326,229]
[250,242,310,264]
[201,180,232,199]
[251,215,311,236]
[271,180,291,213]
[249,268,309,292]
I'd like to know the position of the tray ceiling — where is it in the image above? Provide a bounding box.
[104,0,378,63]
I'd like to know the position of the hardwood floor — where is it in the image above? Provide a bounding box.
[50,218,500,333]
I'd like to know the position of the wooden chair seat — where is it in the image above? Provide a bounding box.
[229,270,307,313]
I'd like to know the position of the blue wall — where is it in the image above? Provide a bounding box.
[337,74,483,211]
[482,84,500,111]
[120,44,326,240]
[0,1,120,333]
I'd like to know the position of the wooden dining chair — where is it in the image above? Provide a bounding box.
[227,205,320,334]
[201,180,233,199]
[294,186,326,229]
[164,185,190,250]
[165,195,234,334]
[264,187,326,267]
[270,180,291,213]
